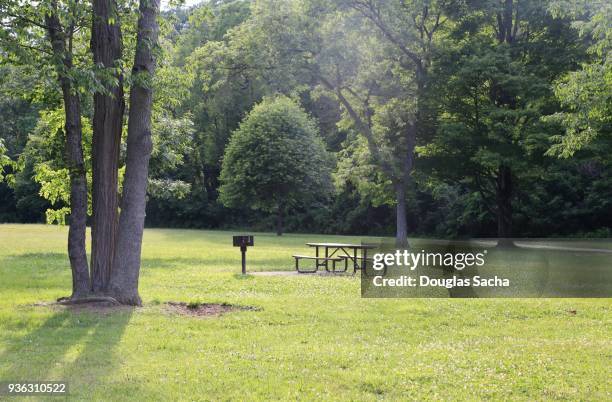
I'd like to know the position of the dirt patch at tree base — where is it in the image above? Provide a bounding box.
[166,302,259,317]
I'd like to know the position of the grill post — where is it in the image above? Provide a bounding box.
[241,245,247,275]
[233,235,254,275]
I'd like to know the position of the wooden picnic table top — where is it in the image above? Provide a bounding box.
[306,242,377,249]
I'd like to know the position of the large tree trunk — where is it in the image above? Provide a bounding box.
[45,9,91,299]
[90,0,125,293]
[394,182,408,248]
[496,165,513,244]
[108,0,160,306]
[64,88,92,298]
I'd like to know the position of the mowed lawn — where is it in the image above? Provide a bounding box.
[0,224,610,401]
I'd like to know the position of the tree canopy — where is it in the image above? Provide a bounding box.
[1,0,610,245]
[219,96,332,235]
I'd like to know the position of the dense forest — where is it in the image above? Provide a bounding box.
[1,0,610,239]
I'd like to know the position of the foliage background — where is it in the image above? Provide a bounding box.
[0,0,610,238]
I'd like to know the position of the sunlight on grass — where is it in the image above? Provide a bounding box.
[0,224,610,400]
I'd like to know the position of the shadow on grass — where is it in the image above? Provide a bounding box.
[141,257,212,269]
[0,307,133,396]
[7,252,67,259]
[1,252,67,268]
[232,273,256,280]
[141,257,291,271]
[4,252,293,273]
[150,228,367,247]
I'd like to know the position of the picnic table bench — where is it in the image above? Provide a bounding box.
[292,255,343,273]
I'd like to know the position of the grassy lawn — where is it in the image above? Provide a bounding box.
[0,224,610,401]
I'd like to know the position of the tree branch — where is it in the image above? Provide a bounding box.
[316,72,394,177]
[3,10,49,30]
[2,40,53,56]
[349,0,422,70]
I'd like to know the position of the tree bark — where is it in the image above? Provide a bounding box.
[45,8,91,299]
[276,206,283,236]
[503,0,514,44]
[394,182,408,248]
[64,87,92,298]
[496,165,513,242]
[108,0,160,306]
[398,121,416,249]
[494,0,517,247]
[90,0,125,293]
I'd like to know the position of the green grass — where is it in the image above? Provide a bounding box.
[0,224,610,401]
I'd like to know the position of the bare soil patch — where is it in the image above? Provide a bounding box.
[166,302,259,317]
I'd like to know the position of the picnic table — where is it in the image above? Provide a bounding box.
[293,242,377,274]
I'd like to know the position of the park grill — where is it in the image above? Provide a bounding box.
[233,235,254,274]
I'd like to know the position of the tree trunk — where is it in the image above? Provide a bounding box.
[64,88,92,298]
[398,119,416,250]
[494,1,516,247]
[496,165,513,243]
[108,0,160,306]
[45,9,91,299]
[395,182,408,248]
[276,206,283,236]
[90,0,125,293]
[503,0,514,43]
